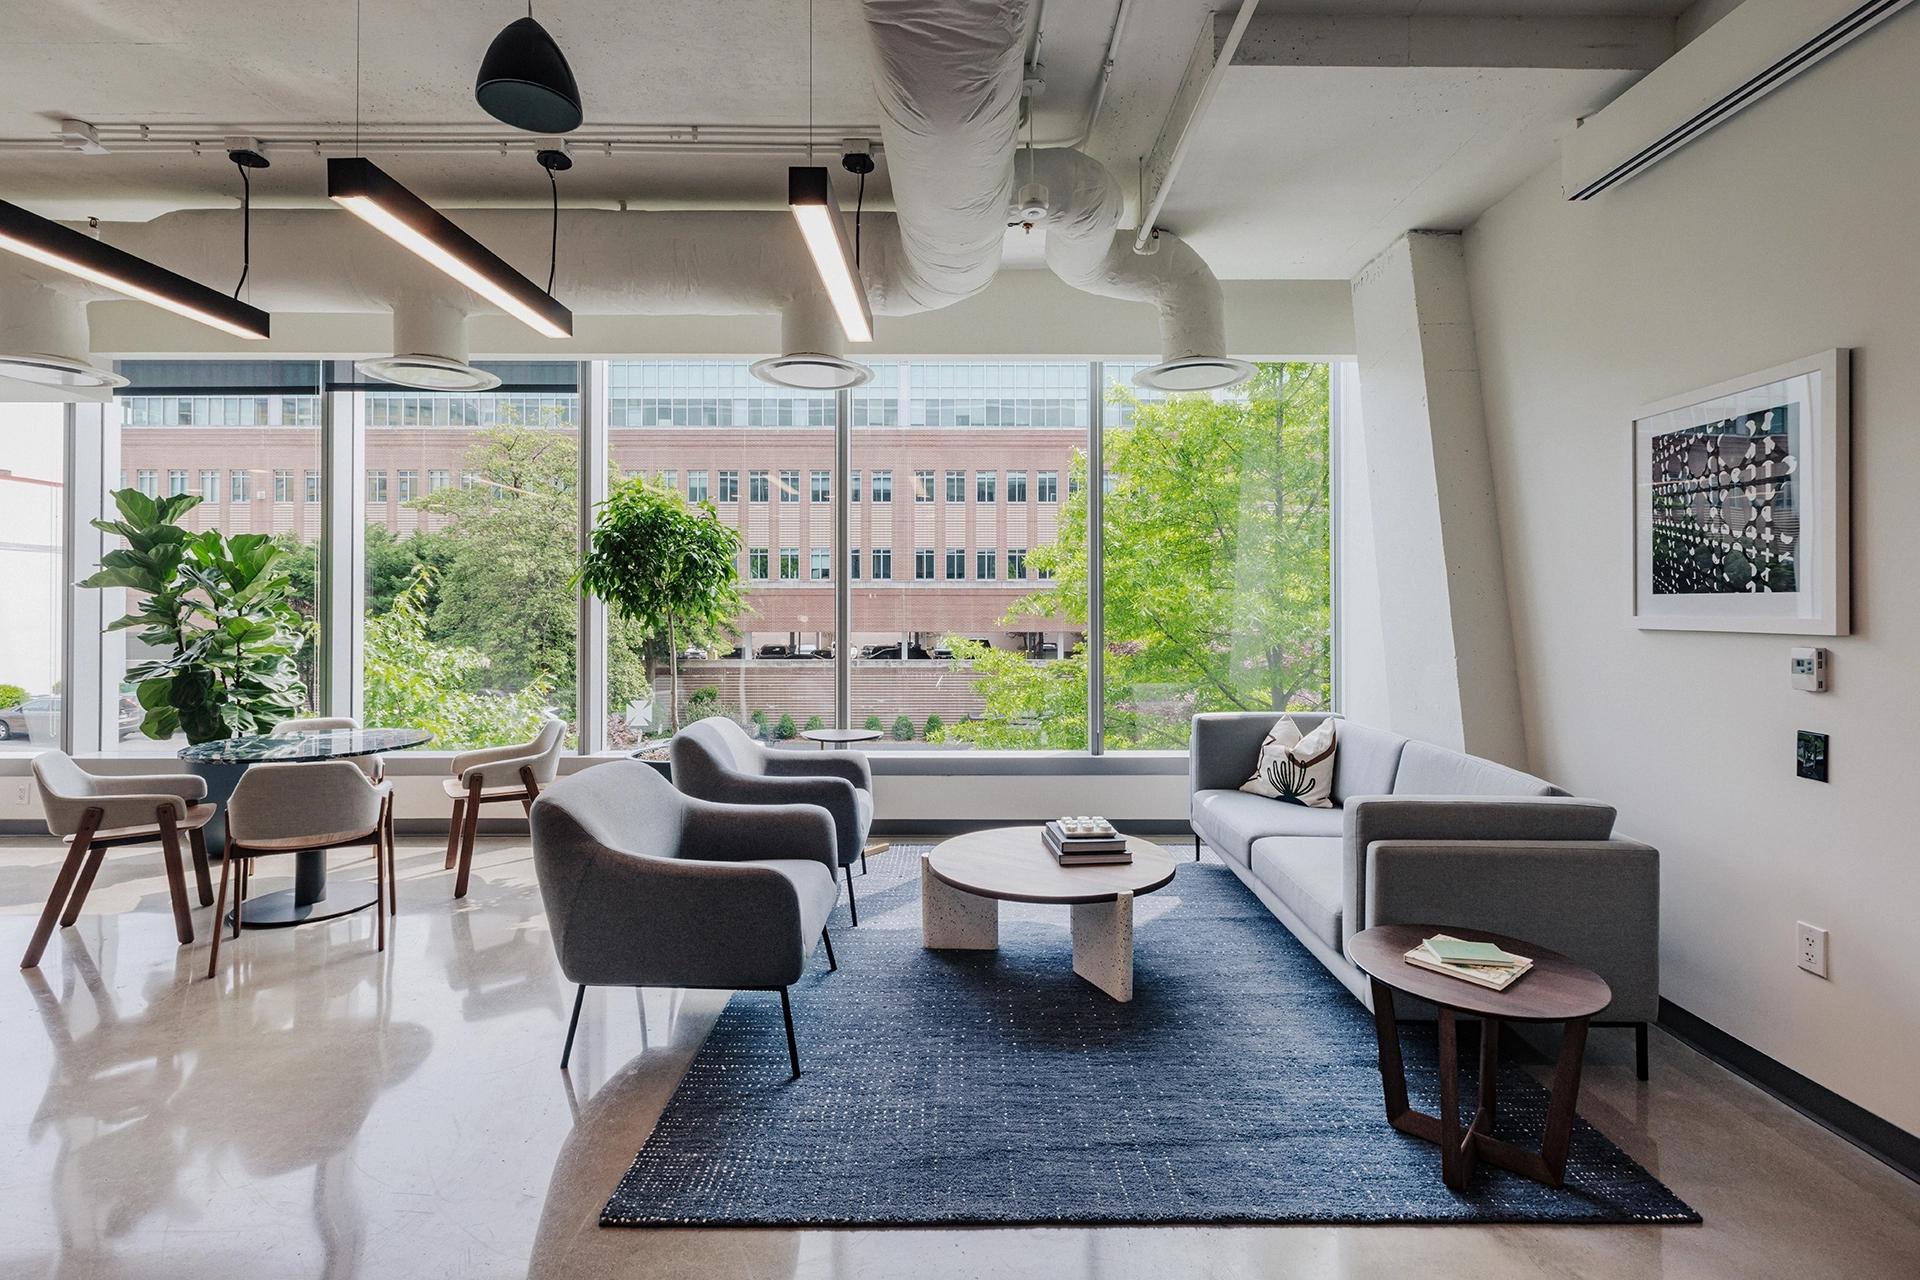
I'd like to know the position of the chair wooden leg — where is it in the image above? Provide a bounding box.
[234,858,248,938]
[58,844,110,928]
[157,807,194,946]
[444,797,465,871]
[386,798,399,917]
[561,983,586,1069]
[454,777,483,899]
[780,986,800,1079]
[189,825,214,906]
[374,801,388,954]
[207,842,234,980]
[23,810,101,969]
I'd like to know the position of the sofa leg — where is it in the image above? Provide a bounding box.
[779,986,800,1079]
[821,928,837,972]
[1636,1022,1649,1082]
[561,984,586,1070]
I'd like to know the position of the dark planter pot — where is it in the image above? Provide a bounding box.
[183,758,248,858]
[633,755,671,783]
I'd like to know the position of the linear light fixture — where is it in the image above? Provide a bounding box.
[0,198,270,340]
[327,157,572,339]
[788,166,872,344]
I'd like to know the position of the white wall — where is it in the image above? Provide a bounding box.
[1464,10,1920,1131]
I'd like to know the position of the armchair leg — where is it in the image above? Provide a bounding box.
[1195,834,1202,862]
[561,983,586,1070]
[59,843,110,928]
[454,776,483,899]
[23,809,99,969]
[189,825,213,905]
[822,928,837,972]
[844,866,858,927]
[860,848,868,875]
[207,843,234,980]
[779,986,800,1079]
[444,798,465,871]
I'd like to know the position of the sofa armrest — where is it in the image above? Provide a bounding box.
[678,796,837,872]
[1189,712,1299,794]
[1362,838,1660,1023]
[765,750,871,792]
[1342,795,1617,940]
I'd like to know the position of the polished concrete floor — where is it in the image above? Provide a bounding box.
[1,832,1916,1280]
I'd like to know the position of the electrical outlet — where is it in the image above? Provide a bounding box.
[12,783,27,806]
[1797,922,1829,978]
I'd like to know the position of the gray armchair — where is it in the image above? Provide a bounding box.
[530,760,841,1078]
[670,716,873,924]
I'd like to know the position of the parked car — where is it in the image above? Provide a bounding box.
[0,694,142,743]
[757,644,791,658]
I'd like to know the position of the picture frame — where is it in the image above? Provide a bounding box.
[1633,349,1850,635]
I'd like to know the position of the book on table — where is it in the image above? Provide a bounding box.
[1402,934,1534,990]
[1042,820,1132,865]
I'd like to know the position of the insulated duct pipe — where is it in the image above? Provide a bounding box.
[0,266,123,389]
[857,0,1034,313]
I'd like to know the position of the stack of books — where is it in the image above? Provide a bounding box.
[1402,934,1534,990]
[1043,816,1132,865]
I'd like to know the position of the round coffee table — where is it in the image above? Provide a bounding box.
[921,826,1176,1002]
[799,727,883,750]
[1349,923,1612,1191]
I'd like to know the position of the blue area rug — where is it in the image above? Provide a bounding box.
[602,848,1699,1227]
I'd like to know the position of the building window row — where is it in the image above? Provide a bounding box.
[742,545,1035,584]
[652,466,1056,506]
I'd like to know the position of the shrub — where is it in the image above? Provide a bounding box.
[750,708,768,737]
[0,683,26,710]
[685,686,724,721]
[864,713,884,731]
[892,714,914,741]
[804,714,824,731]
[776,712,797,740]
[923,713,944,741]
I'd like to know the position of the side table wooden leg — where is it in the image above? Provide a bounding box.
[920,853,997,950]
[1539,1017,1590,1187]
[1070,890,1134,1002]
[1438,1008,1466,1190]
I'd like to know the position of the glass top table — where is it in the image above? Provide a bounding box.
[179,727,433,763]
[178,727,433,927]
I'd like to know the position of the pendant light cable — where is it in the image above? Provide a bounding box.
[232,160,252,299]
[354,0,362,157]
[546,162,559,295]
[854,169,864,267]
[807,0,814,164]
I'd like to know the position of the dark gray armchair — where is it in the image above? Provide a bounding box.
[670,716,874,925]
[529,759,840,1078]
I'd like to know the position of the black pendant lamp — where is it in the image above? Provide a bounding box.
[475,15,583,133]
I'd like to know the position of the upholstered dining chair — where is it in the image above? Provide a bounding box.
[670,716,873,924]
[274,715,383,781]
[23,752,215,969]
[444,716,566,898]
[209,760,393,979]
[530,759,840,1078]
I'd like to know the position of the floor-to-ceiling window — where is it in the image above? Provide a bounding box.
[1095,362,1333,748]
[113,362,324,756]
[361,363,579,749]
[0,404,65,754]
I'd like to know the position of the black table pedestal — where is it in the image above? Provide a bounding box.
[231,848,379,928]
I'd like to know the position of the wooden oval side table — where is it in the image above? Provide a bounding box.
[1349,923,1612,1191]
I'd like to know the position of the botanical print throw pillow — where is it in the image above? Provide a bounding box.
[1239,715,1337,807]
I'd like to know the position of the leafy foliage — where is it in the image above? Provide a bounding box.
[891,714,914,742]
[922,713,944,740]
[83,489,307,744]
[948,364,1331,750]
[0,684,26,710]
[684,686,726,723]
[804,714,824,732]
[864,714,884,732]
[362,567,554,749]
[775,712,796,740]
[575,476,744,732]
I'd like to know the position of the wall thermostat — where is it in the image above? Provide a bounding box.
[1790,646,1828,692]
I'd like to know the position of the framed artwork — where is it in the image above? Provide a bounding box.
[1633,349,1850,635]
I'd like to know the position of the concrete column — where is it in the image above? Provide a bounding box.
[62,401,121,755]
[576,360,609,751]
[1348,231,1525,765]
[318,387,365,721]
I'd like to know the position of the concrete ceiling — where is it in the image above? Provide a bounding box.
[0,0,1715,280]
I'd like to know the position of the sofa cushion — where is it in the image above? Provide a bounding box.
[1249,836,1345,950]
[1392,740,1565,797]
[1330,722,1407,802]
[1192,789,1344,865]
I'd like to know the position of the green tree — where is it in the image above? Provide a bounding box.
[411,424,581,703]
[891,714,914,742]
[574,477,745,732]
[950,364,1331,749]
[362,567,553,748]
[775,712,797,740]
[804,714,824,732]
[0,683,29,709]
[923,713,944,740]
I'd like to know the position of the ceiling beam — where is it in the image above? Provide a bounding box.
[1221,13,1676,71]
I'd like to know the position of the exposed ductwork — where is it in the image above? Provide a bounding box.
[0,0,1247,394]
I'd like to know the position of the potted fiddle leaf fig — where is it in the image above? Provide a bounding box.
[575,478,744,735]
[84,488,309,744]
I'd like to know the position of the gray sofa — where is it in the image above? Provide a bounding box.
[1191,712,1659,1077]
